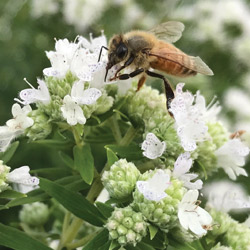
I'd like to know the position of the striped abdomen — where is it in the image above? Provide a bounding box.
[149,41,213,77]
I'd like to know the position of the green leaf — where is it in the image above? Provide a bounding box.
[0,189,26,199]
[109,241,120,250]
[84,126,114,144]
[39,178,104,226]
[73,144,94,185]
[0,141,19,164]
[106,148,118,167]
[105,143,143,161]
[137,242,156,250]
[95,202,114,219]
[34,138,73,150]
[148,224,158,240]
[58,151,74,169]
[168,239,200,250]
[30,167,71,179]
[82,229,109,250]
[2,176,88,210]
[0,223,51,250]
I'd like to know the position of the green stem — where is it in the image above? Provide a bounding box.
[109,115,122,144]
[72,126,83,146]
[119,126,139,146]
[62,211,71,236]
[66,229,101,249]
[59,217,83,249]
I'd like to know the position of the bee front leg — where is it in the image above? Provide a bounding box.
[146,70,174,116]
[116,68,144,80]
[110,55,135,81]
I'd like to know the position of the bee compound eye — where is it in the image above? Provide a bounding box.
[116,43,128,59]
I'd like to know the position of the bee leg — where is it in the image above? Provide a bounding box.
[146,70,174,116]
[136,75,146,92]
[117,68,144,80]
[110,55,135,81]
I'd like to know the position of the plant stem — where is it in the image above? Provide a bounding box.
[72,126,83,147]
[109,115,122,144]
[62,211,71,236]
[66,229,101,249]
[59,217,83,249]
[119,126,139,146]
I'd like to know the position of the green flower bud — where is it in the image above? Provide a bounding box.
[26,110,52,140]
[94,91,114,115]
[133,169,186,231]
[19,202,49,227]
[209,208,250,249]
[46,72,76,98]
[105,206,147,246]
[124,85,183,160]
[0,160,10,192]
[38,94,63,121]
[102,159,140,199]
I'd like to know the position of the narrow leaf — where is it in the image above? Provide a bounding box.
[148,224,158,240]
[106,148,118,167]
[0,190,26,199]
[0,223,51,250]
[34,139,73,149]
[95,202,114,219]
[0,141,19,164]
[58,151,74,169]
[2,176,88,210]
[82,229,109,250]
[106,144,143,161]
[39,178,104,226]
[74,144,94,185]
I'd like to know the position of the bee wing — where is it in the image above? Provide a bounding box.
[150,45,214,76]
[149,21,185,43]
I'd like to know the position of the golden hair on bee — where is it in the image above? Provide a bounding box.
[99,21,213,115]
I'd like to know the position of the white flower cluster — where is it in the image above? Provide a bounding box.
[0,33,113,151]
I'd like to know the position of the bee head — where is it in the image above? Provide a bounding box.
[108,35,128,65]
[105,35,128,81]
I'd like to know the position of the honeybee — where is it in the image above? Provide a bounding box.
[99,21,213,112]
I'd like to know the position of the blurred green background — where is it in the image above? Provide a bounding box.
[0,0,250,208]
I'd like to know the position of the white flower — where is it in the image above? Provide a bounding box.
[173,153,203,190]
[79,31,107,55]
[141,133,166,159]
[204,180,250,213]
[178,190,212,236]
[170,83,208,152]
[0,126,20,152]
[6,104,34,131]
[7,166,39,193]
[136,169,171,201]
[43,35,107,82]
[215,139,249,180]
[71,80,102,105]
[61,95,86,126]
[15,78,50,105]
